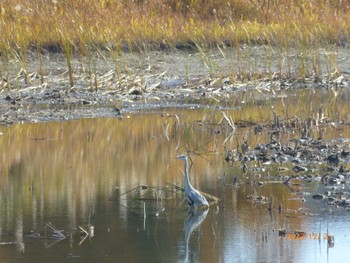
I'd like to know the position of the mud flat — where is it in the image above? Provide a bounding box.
[1,48,350,125]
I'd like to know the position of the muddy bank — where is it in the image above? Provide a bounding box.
[1,48,350,125]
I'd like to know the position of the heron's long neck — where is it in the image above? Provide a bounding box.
[184,158,193,191]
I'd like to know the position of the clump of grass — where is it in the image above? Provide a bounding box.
[60,32,74,88]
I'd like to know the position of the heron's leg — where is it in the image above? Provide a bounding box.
[187,196,194,207]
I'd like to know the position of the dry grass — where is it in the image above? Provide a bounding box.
[0,0,349,85]
[0,0,349,53]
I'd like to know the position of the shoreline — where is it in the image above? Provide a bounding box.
[1,48,349,126]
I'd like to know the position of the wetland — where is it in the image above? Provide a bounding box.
[1,47,350,262]
[1,1,350,261]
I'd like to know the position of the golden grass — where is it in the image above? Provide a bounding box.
[0,0,348,85]
[0,0,349,53]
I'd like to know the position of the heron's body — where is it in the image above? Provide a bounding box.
[177,154,209,209]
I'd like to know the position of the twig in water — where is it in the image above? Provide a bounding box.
[45,223,66,239]
[220,112,235,133]
[78,226,89,236]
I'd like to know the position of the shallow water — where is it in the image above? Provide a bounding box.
[1,95,350,262]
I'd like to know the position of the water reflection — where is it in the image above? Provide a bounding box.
[183,209,209,263]
[0,89,350,262]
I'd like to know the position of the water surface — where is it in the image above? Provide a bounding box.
[1,92,350,262]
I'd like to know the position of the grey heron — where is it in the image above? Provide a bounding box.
[177,154,209,209]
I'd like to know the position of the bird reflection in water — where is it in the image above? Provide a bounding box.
[184,208,209,262]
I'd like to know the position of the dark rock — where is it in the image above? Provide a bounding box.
[327,154,340,165]
[293,165,308,172]
[312,194,325,200]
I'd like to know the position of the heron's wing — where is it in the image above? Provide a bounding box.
[187,188,209,208]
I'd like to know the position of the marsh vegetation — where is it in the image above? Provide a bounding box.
[1,1,350,262]
[0,0,349,91]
